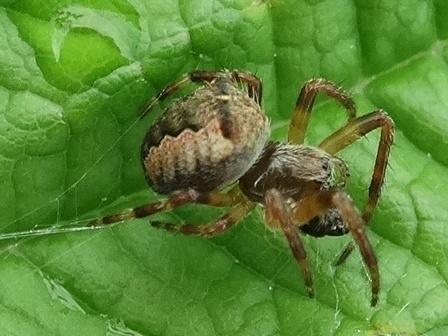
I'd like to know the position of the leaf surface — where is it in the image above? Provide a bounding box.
[0,1,448,335]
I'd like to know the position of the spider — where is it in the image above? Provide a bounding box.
[92,70,394,306]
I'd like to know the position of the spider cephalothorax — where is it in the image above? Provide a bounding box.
[94,70,394,306]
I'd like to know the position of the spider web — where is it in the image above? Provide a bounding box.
[0,107,144,251]
[0,92,161,336]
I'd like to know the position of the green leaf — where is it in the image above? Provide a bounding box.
[1,0,447,335]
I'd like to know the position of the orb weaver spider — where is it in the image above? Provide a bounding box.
[92,70,394,306]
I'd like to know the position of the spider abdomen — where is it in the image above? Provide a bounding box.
[141,77,270,194]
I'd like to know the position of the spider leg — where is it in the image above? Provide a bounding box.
[289,189,379,306]
[331,191,380,307]
[319,110,394,264]
[288,78,356,144]
[229,70,263,104]
[264,189,314,298]
[191,70,262,103]
[140,70,262,119]
[91,187,242,226]
[150,201,255,237]
[320,109,395,222]
[140,74,191,119]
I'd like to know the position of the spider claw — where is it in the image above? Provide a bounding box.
[371,292,379,307]
[306,285,315,298]
[334,241,355,266]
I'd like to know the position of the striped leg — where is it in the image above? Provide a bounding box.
[288,78,356,144]
[91,188,241,226]
[331,191,380,306]
[319,110,395,265]
[264,189,314,298]
[150,201,255,237]
[287,189,379,306]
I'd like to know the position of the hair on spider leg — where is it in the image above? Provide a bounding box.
[385,161,397,176]
[333,78,349,91]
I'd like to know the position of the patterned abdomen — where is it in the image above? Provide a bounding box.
[141,78,270,194]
